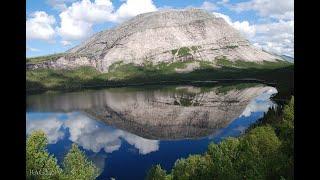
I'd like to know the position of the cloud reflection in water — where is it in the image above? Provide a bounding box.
[240,87,277,117]
[26,112,159,155]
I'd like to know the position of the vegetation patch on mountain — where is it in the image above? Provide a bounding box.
[26,53,66,64]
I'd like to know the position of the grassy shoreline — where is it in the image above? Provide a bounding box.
[26,60,293,100]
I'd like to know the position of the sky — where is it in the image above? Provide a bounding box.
[26,0,294,58]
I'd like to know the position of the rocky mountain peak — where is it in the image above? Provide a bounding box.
[29,8,281,72]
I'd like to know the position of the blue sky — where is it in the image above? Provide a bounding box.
[26,0,293,57]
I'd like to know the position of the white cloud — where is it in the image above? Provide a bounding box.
[47,0,78,11]
[218,0,229,5]
[115,0,157,22]
[158,5,174,10]
[232,21,256,38]
[253,20,294,56]
[57,0,157,41]
[56,0,116,41]
[57,13,93,40]
[213,12,256,39]
[231,0,293,20]
[212,12,232,24]
[213,12,293,57]
[47,0,67,11]
[270,11,294,21]
[26,46,40,52]
[60,40,72,46]
[201,1,218,11]
[26,11,56,41]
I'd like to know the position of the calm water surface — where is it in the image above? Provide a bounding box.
[26,84,277,180]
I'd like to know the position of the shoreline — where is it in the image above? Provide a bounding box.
[26,78,276,95]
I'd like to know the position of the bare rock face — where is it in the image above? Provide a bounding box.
[27,9,280,72]
[26,85,276,140]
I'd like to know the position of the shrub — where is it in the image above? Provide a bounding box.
[62,144,100,180]
[238,126,282,179]
[26,131,100,180]
[146,165,167,180]
[207,138,240,179]
[171,47,192,57]
[26,131,62,179]
[171,155,213,180]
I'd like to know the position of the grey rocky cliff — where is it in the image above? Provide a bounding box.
[27,8,280,72]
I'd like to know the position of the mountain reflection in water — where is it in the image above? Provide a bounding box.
[27,85,277,140]
[26,84,277,179]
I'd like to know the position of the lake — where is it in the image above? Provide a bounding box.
[26,83,277,180]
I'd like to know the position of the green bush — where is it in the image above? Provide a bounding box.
[207,138,240,179]
[146,165,168,180]
[276,97,294,179]
[171,47,192,56]
[207,126,282,179]
[190,46,201,52]
[282,96,294,123]
[215,57,291,69]
[225,45,238,49]
[26,131,62,179]
[62,144,100,180]
[237,126,281,179]
[26,131,100,180]
[171,155,213,180]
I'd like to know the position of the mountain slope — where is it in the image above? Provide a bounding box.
[27,8,282,72]
[280,55,294,63]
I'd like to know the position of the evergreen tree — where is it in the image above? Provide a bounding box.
[62,144,100,180]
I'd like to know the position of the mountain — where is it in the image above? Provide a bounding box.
[280,55,294,63]
[27,8,282,72]
[265,50,294,63]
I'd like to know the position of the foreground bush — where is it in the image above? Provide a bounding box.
[62,144,100,179]
[26,131,62,179]
[235,126,281,179]
[172,155,213,180]
[146,165,168,180]
[26,131,100,180]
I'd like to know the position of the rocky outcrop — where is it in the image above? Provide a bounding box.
[27,84,275,140]
[27,9,281,72]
